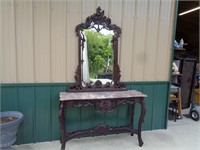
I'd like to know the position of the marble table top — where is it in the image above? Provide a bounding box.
[60,90,147,101]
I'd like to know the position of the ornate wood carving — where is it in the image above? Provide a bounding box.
[59,96,146,149]
[69,7,126,92]
[65,98,144,114]
[94,80,103,88]
[95,100,117,112]
[66,124,135,142]
[74,65,81,84]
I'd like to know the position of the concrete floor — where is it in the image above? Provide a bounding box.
[11,110,200,150]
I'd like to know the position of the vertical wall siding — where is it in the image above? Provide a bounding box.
[34,0,51,82]
[143,0,160,80]
[0,0,3,82]
[1,81,169,144]
[131,0,148,81]
[0,0,176,83]
[154,0,175,81]
[66,0,81,82]
[0,0,17,83]
[50,0,67,82]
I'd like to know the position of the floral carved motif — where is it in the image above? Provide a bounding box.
[69,7,126,92]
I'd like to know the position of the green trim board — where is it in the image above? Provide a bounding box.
[0,81,170,144]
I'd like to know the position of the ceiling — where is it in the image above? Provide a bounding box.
[178,0,199,29]
[176,0,199,59]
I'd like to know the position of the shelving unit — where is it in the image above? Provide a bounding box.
[172,48,197,109]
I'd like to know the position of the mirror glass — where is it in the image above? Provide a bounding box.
[69,7,126,92]
[81,25,114,86]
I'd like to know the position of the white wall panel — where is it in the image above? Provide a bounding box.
[96,0,109,16]
[120,0,136,81]
[82,0,96,22]
[131,0,148,81]
[0,1,4,82]
[15,0,34,82]
[66,0,81,82]
[109,0,123,26]
[167,0,176,80]
[50,0,67,82]
[33,0,51,82]
[155,0,174,81]
[1,0,17,83]
[143,0,160,81]
[1,0,176,83]
[109,0,123,64]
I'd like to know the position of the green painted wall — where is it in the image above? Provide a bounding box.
[0,82,169,144]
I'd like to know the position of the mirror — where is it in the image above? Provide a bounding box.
[69,7,126,92]
[82,27,114,86]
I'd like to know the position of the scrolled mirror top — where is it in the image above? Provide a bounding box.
[76,7,121,39]
[69,7,126,92]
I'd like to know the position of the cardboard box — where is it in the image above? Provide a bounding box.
[194,89,200,104]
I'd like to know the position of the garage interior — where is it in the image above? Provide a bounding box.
[175,0,199,59]
[169,0,199,120]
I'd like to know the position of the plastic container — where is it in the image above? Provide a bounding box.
[0,111,24,149]
[179,38,184,48]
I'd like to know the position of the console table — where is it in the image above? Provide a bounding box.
[59,90,147,150]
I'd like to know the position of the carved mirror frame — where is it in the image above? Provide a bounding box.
[69,7,126,92]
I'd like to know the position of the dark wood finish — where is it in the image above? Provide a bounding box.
[60,6,147,150]
[69,7,126,92]
[180,58,197,109]
[174,48,186,51]
[59,91,147,150]
[172,73,182,76]
[59,102,66,150]
[174,48,186,59]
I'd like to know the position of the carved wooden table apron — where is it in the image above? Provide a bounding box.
[59,90,147,150]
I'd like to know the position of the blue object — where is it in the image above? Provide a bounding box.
[0,111,24,148]
[174,40,180,48]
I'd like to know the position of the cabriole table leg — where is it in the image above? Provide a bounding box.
[59,102,66,150]
[130,103,135,136]
[137,100,146,147]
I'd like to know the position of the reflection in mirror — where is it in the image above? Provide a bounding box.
[69,7,126,92]
[82,27,114,86]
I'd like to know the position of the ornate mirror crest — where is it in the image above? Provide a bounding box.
[69,7,126,92]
